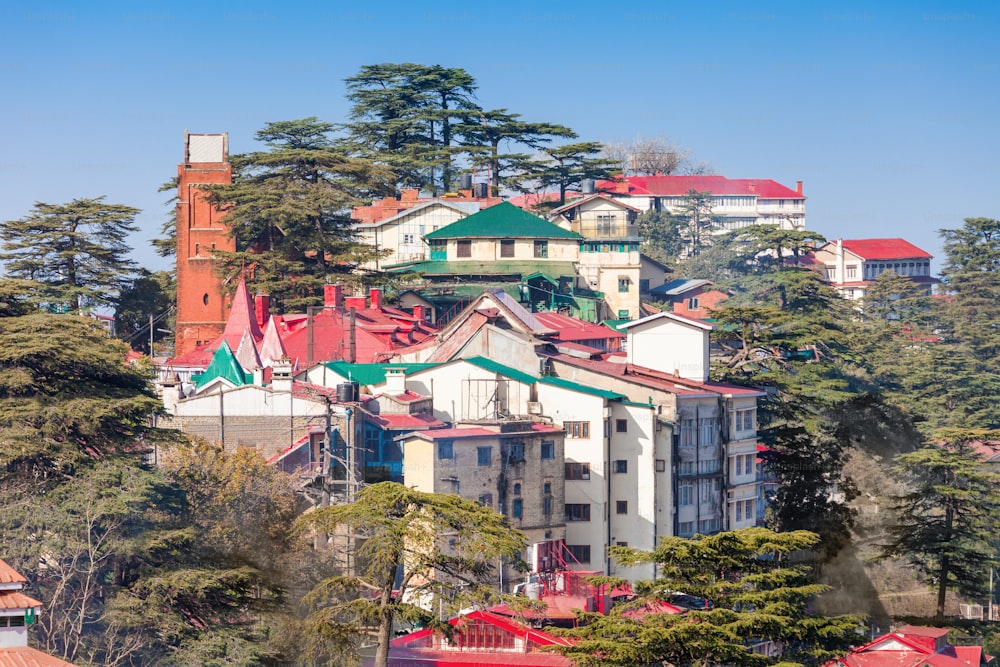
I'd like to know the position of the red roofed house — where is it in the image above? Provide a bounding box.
[812,238,938,302]
[597,174,806,233]
[829,625,991,667]
[0,559,77,666]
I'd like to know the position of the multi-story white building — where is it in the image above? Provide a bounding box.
[598,175,806,232]
[811,238,937,301]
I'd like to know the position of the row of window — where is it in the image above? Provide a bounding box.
[734,498,755,522]
[731,453,755,477]
[438,441,555,464]
[678,458,723,476]
[734,409,755,433]
[564,419,632,438]
[565,459,668,480]
[678,478,722,506]
[678,418,719,447]
[678,518,722,536]
[454,239,549,258]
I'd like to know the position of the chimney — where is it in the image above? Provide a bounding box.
[385,367,407,395]
[369,288,382,311]
[254,294,270,328]
[324,284,343,310]
[796,180,803,195]
[270,358,293,393]
[345,295,367,311]
[413,304,426,322]
[401,188,420,202]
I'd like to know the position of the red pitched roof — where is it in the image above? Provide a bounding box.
[0,560,26,585]
[830,626,989,667]
[0,647,78,667]
[839,239,933,260]
[0,591,42,610]
[597,175,804,199]
[367,412,447,430]
[533,312,625,343]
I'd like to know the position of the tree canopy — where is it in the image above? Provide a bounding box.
[0,197,140,311]
[294,481,527,667]
[553,528,863,667]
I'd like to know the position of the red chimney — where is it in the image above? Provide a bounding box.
[369,288,382,310]
[345,295,367,311]
[413,305,425,322]
[324,284,343,309]
[796,180,803,195]
[401,189,420,202]
[254,294,270,328]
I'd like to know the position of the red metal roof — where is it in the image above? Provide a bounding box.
[533,312,625,343]
[596,175,804,199]
[0,647,78,667]
[829,626,988,667]
[839,239,933,260]
[367,412,447,430]
[0,561,25,585]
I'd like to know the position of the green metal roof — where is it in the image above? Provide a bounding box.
[540,376,626,400]
[194,341,252,389]
[389,260,578,278]
[322,361,440,386]
[603,318,633,332]
[463,356,539,385]
[424,202,582,240]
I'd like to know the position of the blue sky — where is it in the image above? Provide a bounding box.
[2,0,997,274]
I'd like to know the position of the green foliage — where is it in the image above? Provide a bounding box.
[152,177,179,258]
[637,208,687,265]
[882,431,1000,621]
[0,197,140,311]
[115,269,175,355]
[294,482,527,667]
[553,528,864,667]
[205,117,395,310]
[528,141,617,207]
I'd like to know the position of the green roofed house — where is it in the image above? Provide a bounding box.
[391,202,614,323]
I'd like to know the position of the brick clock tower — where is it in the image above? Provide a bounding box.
[174,132,235,357]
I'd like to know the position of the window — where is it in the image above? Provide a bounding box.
[512,498,523,518]
[543,482,552,494]
[478,493,493,507]
[616,419,628,433]
[402,233,415,244]
[745,454,754,476]
[457,239,472,258]
[699,417,716,446]
[613,460,627,474]
[679,481,694,506]
[513,483,521,495]
[543,496,553,515]
[540,440,555,460]
[616,541,628,547]
[687,297,699,310]
[640,278,650,293]
[680,419,697,447]
[565,421,590,438]
[744,499,754,521]
[597,213,618,236]
[565,504,591,521]
[437,440,454,460]
[533,240,548,258]
[617,309,630,319]
[500,239,515,257]
[735,409,755,433]
[700,518,721,533]
[679,521,695,536]
[565,462,591,480]
[567,544,591,563]
[505,442,525,462]
[616,500,628,514]
[477,446,492,467]
[846,264,857,279]
[8,615,25,627]
[826,265,837,280]
[655,459,666,472]
[618,277,630,293]
[736,500,743,521]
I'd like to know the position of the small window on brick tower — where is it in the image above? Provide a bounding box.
[203,293,209,305]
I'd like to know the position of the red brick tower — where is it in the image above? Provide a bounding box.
[174,132,235,357]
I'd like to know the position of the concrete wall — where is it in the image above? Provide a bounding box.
[627,317,710,382]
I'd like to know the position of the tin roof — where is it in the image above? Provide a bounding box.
[424,202,581,240]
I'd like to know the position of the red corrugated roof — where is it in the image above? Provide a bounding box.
[367,413,447,430]
[533,312,625,343]
[0,647,78,667]
[596,175,804,199]
[829,627,988,667]
[0,561,25,585]
[839,239,933,260]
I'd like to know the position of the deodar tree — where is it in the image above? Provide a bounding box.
[294,482,527,667]
[553,528,863,667]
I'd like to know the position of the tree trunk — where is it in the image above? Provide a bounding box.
[936,503,954,622]
[374,581,395,667]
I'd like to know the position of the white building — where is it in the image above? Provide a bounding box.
[811,238,937,301]
[599,174,806,232]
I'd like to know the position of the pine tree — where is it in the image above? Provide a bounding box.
[294,481,527,667]
[529,141,617,207]
[204,117,395,310]
[553,528,863,667]
[882,430,1000,621]
[0,197,140,311]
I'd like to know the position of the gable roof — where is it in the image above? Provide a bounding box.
[0,560,25,585]
[550,193,643,215]
[837,238,933,260]
[322,361,440,386]
[193,341,252,389]
[649,278,715,297]
[0,647,78,667]
[424,202,582,240]
[464,356,540,385]
[354,199,472,229]
[598,175,805,199]
[619,310,715,331]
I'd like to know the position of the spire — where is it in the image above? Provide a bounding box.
[258,318,288,368]
[222,279,264,345]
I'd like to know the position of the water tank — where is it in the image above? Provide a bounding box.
[459,173,473,190]
[336,381,359,403]
[581,179,596,194]
[525,582,541,600]
[474,182,489,198]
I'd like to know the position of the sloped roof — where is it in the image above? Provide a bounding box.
[831,626,988,667]
[649,278,715,297]
[619,311,715,331]
[0,560,25,585]
[598,175,804,199]
[534,311,625,342]
[839,238,933,260]
[424,202,582,240]
[323,361,441,386]
[539,376,626,400]
[391,259,578,278]
[0,590,42,610]
[366,412,447,430]
[0,647,78,667]
[550,193,642,215]
[193,341,252,389]
[464,356,539,385]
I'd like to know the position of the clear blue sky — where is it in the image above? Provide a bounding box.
[2,0,997,274]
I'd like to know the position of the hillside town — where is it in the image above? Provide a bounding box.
[2,54,999,667]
